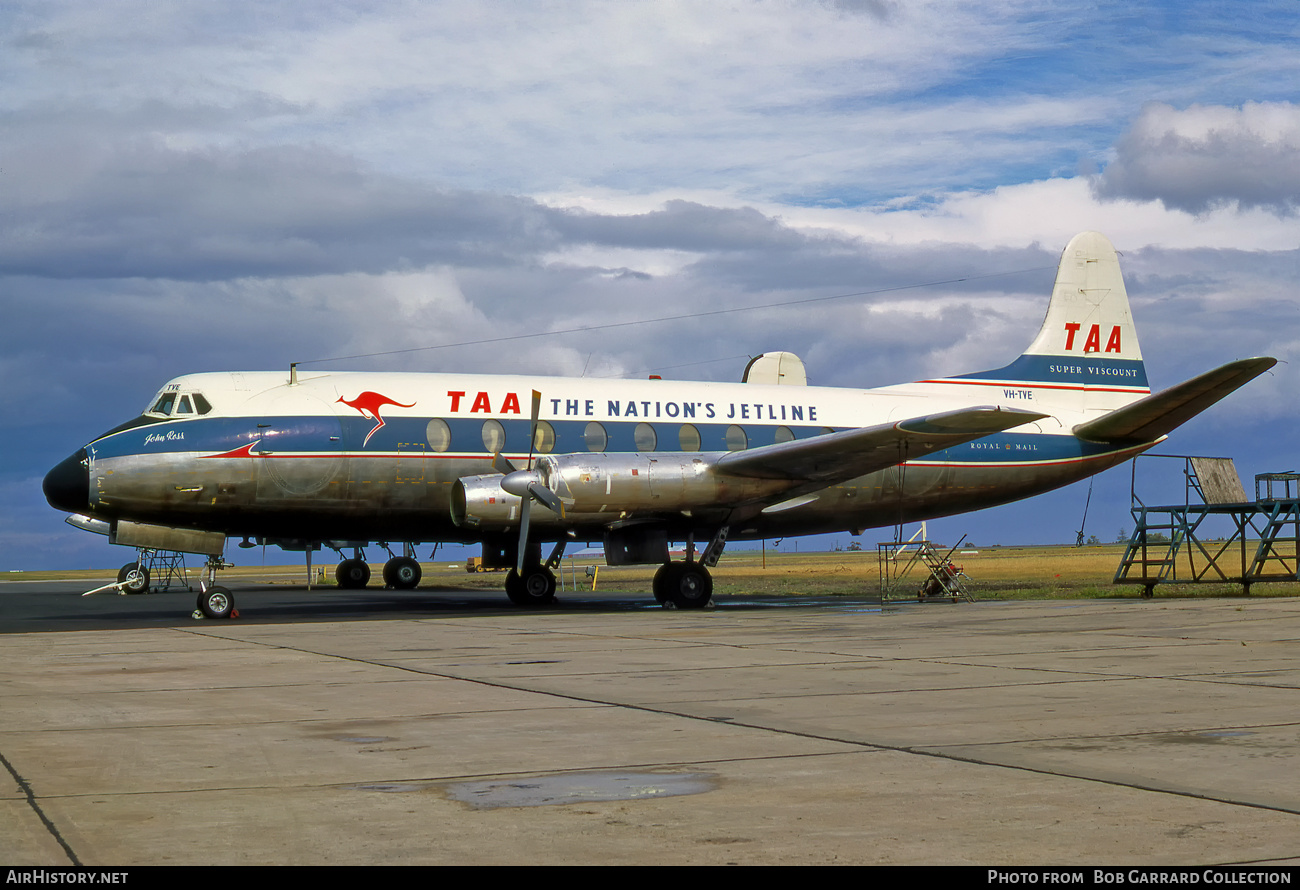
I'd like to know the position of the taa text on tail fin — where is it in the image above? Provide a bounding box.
[935,230,1274,442]
[936,231,1150,414]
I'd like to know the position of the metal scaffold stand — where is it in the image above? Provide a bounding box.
[1115,455,1300,597]
[879,526,973,603]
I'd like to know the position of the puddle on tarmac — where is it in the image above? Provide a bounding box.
[1154,730,1257,744]
[445,771,716,808]
[356,770,716,808]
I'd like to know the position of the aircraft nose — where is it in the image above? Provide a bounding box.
[43,449,90,514]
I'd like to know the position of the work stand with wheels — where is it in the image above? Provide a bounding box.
[111,549,192,595]
[878,536,973,603]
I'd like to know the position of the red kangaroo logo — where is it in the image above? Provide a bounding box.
[338,391,416,447]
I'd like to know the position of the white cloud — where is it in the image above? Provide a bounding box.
[1093,101,1300,215]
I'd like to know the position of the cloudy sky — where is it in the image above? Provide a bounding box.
[4,0,1298,571]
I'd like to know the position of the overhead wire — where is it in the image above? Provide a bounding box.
[294,264,1054,368]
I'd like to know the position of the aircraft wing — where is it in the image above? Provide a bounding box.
[1072,357,1276,445]
[715,405,1047,483]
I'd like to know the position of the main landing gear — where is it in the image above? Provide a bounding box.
[652,561,714,609]
[335,556,371,588]
[505,565,557,606]
[331,544,424,590]
[650,527,725,609]
[382,556,421,589]
[503,541,566,608]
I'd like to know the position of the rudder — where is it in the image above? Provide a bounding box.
[1023,231,1143,366]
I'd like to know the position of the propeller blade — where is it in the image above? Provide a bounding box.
[527,389,542,469]
[514,390,547,575]
[516,495,532,574]
[493,452,517,475]
[527,481,565,518]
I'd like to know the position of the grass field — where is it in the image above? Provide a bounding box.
[11,543,1296,601]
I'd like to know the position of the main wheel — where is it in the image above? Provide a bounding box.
[196,586,235,619]
[505,566,556,607]
[383,556,421,589]
[336,558,371,589]
[117,562,150,595]
[665,561,713,609]
[651,563,672,603]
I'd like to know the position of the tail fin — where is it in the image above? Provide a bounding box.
[941,231,1150,409]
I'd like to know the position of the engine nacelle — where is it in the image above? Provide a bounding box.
[453,454,794,530]
[537,452,788,514]
[450,474,567,531]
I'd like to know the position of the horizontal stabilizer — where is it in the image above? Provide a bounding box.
[716,406,1047,483]
[1072,357,1276,444]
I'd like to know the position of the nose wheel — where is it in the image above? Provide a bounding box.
[194,584,236,620]
[189,556,237,620]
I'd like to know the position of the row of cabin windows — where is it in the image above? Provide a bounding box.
[424,419,831,454]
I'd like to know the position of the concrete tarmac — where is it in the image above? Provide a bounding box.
[3,581,1300,865]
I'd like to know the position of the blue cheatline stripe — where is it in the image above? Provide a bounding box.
[927,354,1149,389]
[95,415,836,457]
[91,415,1137,469]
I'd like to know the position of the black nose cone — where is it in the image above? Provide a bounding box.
[44,449,90,514]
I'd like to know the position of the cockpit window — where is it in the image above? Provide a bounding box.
[147,391,212,417]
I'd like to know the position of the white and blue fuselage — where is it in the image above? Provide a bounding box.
[43,233,1273,608]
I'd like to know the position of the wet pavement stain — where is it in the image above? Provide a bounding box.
[441,770,717,809]
[1152,730,1258,745]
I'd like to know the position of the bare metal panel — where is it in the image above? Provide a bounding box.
[1190,457,1248,504]
[112,520,227,556]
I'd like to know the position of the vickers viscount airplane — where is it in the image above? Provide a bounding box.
[44,232,1274,617]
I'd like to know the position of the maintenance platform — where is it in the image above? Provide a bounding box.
[1115,455,1299,596]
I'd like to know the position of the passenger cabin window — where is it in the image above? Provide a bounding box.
[678,424,701,452]
[533,420,556,454]
[726,425,748,451]
[427,419,452,452]
[481,419,506,454]
[584,422,607,453]
[775,426,795,444]
[634,422,657,452]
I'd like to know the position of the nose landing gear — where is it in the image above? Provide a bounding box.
[192,555,237,620]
